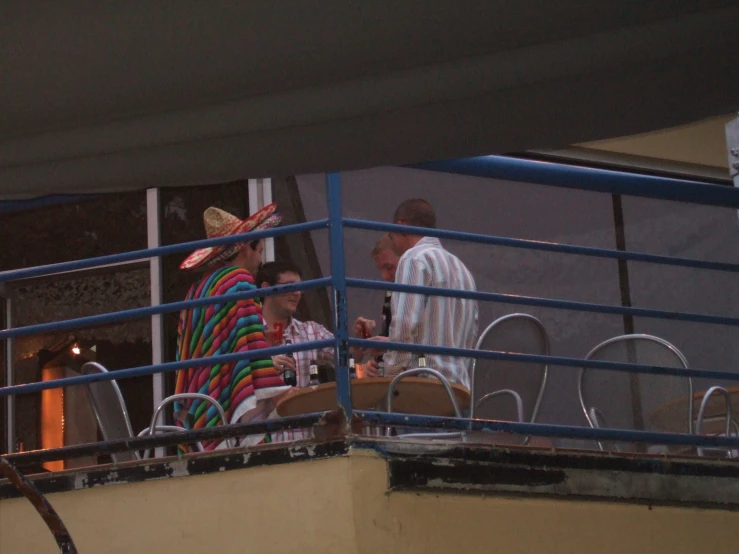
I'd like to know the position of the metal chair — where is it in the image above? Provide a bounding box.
[81,362,139,463]
[385,368,463,440]
[578,334,692,454]
[81,362,231,462]
[471,314,550,425]
[136,425,204,459]
[695,386,734,458]
[149,392,234,450]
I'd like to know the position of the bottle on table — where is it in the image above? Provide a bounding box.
[349,356,357,380]
[308,359,321,386]
[376,358,385,377]
[380,290,392,336]
[282,338,298,387]
[373,290,392,377]
[417,353,427,369]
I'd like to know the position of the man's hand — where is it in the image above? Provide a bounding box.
[271,355,297,375]
[353,317,376,338]
[357,359,381,379]
[363,335,389,358]
[351,317,377,360]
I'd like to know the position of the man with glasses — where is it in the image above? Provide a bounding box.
[257,260,334,385]
[258,260,374,440]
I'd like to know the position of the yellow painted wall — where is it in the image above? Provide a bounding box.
[2,451,738,553]
[580,114,734,170]
[0,457,358,554]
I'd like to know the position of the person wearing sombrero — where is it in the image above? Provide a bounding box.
[174,203,288,450]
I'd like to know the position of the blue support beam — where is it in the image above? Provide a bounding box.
[411,156,739,208]
[326,172,352,419]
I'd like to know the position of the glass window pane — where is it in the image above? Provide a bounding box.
[0,192,147,272]
[1,190,152,467]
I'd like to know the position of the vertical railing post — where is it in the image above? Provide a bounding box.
[4,294,14,454]
[326,172,352,420]
[147,188,166,458]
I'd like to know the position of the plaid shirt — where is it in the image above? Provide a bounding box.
[269,318,384,442]
[271,317,334,442]
[279,318,335,386]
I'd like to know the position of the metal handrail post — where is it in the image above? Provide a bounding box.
[326,172,352,420]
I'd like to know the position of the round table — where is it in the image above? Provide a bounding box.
[275,377,470,417]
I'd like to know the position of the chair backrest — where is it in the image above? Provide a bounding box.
[471,314,549,423]
[80,361,138,463]
[578,334,692,453]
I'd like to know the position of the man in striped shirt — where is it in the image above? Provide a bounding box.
[379,199,479,390]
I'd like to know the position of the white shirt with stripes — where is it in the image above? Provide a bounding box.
[384,236,479,390]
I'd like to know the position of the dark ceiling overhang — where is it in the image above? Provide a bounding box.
[1,1,738,199]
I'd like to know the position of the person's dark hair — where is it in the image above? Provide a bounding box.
[256,260,303,288]
[392,198,436,229]
[223,240,261,263]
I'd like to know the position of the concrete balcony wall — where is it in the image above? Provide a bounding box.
[2,446,739,554]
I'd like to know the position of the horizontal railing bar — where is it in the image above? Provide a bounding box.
[10,258,149,286]
[0,339,334,397]
[2,412,327,465]
[357,411,739,449]
[347,278,739,328]
[0,193,98,214]
[0,277,332,340]
[409,156,739,209]
[0,219,329,283]
[343,219,739,273]
[349,338,739,383]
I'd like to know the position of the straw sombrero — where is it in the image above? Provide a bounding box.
[180,203,282,270]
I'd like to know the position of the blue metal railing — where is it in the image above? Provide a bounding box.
[0,278,332,341]
[326,172,353,418]
[349,338,739,384]
[347,278,739,328]
[0,340,334,397]
[343,219,739,273]
[2,155,739,462]
[411,156,739,208]
[0,219,329,283]
[356,411,739,450]
[336,158,739,451]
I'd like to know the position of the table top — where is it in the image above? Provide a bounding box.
[275,376,470,418]
[650,386,739,434]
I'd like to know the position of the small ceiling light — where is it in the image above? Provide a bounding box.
[71,345,81,355]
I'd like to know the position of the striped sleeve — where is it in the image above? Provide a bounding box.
[228,271,282,390]
[313,321,336,361]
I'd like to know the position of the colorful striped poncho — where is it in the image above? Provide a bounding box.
[174,266,284,450]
